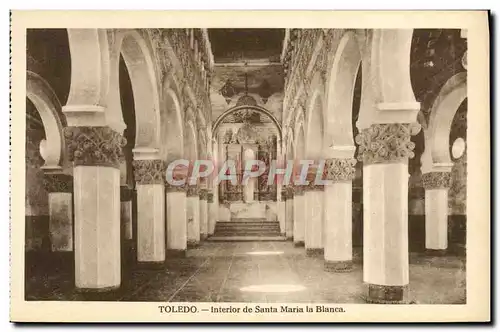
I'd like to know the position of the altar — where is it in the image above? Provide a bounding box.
[214,107,280,222]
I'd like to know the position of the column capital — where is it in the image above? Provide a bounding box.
[186,185,200,197]
[63,126,127,169]
[199,188,208,200]
[422,172,452,190]
[132,159,166,185]
[294,184,305,196]
[324,158,357,182]
[165,182,187,193]
[285,185,294,199]
[43,173,73,193]
[207,191,214,203]
[355,123,421,165]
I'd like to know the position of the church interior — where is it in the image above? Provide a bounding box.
[25,28,467,304]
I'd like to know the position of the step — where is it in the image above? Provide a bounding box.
[207,236,287,242]
[214,232,282,236]
[215,226,281,231]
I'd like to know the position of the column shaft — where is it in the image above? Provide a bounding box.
[74,166,121,290]
[304,189,324,256]
[285,187,294,240]
[293,189,305,247]
[166,186,187,257]
[187,186,200,247]
[199,189,208,240]
[136,184,165,263]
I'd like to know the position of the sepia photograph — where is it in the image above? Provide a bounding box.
[9,10,490,323]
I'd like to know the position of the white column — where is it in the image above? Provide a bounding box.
[323,158,356,272]
[358,123,420,304]
[422,172,452,254]
[304,187,324,256]
[133,160,166,266]
[187,186,201,247]
[292,187,305,247]
[285,186,294,240]
[208,190,217,235]
[44,173,74,253]
[65,126,123,292]
[166,184,187,257]
[199,188,208,240]
[74,166,121,290]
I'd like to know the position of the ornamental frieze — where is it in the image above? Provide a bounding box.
[355,123,421,164]
[422,172,452,190]
[63,126,126,168]
[324,158,357,181]
[132,160,166,185]
[43,173,73,193]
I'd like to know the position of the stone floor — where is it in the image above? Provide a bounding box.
[25,241,466,304]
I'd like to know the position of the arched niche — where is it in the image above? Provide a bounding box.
[212,105,283,142]
[26,71,66,170]
[325,31,361,157]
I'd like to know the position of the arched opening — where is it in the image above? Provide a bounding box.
[212,105,283,142]
[162,87,184,162]
[325,31,361,150]
[25,98,50,253]
[305,92,324,162]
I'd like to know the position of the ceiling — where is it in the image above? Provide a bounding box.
[207,29,285,63]
[207,29,286,123]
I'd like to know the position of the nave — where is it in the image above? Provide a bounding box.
[26,241,465,303]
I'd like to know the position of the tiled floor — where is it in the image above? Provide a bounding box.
[25,241,466,304]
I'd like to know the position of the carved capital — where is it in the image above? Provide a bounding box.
[207,192,214,203]
[63,126,126,168]
[199,188,208,200]
[187,185,200,197]
[355,123,421,164]
[165,182,187,193]
[422,172,452,190]
[286,185,295,199]
[132,160,166,185]
[294,185,305,196]
[43,173,73,193]
[324,158,357,181]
